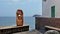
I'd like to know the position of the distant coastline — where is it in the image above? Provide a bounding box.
[33,14,41,17]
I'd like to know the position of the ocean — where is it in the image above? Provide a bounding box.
[0,17,35,30]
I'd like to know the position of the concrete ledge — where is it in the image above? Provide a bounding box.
[0,24,29,34]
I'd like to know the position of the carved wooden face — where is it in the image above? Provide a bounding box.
[16,10,23,26]
[16,10,23,20]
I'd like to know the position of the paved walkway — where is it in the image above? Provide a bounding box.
[13,30,42,34]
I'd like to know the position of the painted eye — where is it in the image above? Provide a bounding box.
[18,14,21,16]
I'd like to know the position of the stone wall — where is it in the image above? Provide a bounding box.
[35,17,60,30]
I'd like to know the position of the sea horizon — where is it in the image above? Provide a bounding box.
[0,16,35,30]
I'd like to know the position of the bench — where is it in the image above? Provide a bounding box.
[45,26,60,31]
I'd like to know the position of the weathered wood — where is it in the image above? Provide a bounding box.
[16,9,23,26]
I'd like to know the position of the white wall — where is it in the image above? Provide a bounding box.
[42,0,51,17]
[42,0,60,18]
[42,0,55,17]
[55,0,60,18]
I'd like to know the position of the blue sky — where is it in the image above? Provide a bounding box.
[0,0,42,17]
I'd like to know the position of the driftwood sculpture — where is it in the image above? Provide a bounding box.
[16,9,23,26]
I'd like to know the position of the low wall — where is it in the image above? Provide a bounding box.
[35,17,60,31]
[0,25,29,34]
